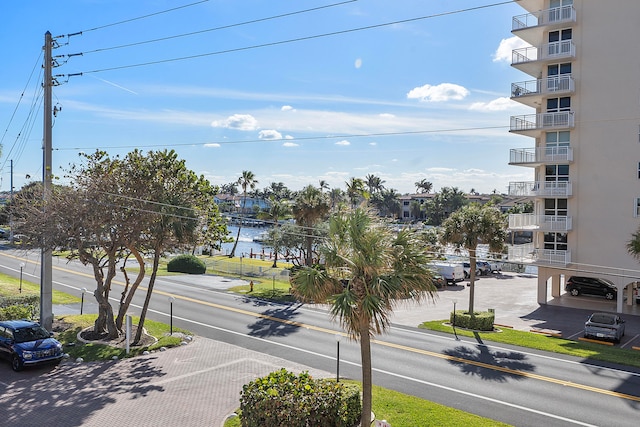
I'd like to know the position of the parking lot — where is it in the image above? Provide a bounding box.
[389,271,640,349]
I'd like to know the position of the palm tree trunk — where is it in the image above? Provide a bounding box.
[360,325,373,427]
[229,194,247,257]
[134,250,161,344]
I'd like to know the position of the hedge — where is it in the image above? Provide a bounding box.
[239,369,361,427]
[167,254,206,274]
[0,295,39,321]
[450,310,495,331]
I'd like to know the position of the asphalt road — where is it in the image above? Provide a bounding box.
[1,248,640,426]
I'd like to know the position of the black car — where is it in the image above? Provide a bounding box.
[0,320,64,371]
[565,276,617,300]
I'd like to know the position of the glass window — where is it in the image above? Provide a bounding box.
[543,232,568,250]
[544,199,568,216]
[636,198,640,217]
[547,97,571,112]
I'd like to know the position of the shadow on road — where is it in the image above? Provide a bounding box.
[443,344,536,382]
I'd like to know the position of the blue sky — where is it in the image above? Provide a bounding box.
[0,0,534,195]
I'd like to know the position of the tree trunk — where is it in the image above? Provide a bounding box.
[134,250,160,344]
[360,325,373,427]
[305,235,313,266]
[468,248,477,315]
[116,247,146,331]
[229,192,247,258]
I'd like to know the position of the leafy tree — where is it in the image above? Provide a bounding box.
[440,204,506,314]
[319,179,329,193]
[220,182,239,195]
[424,186,468,226]
[370,188,401,218]
[258,198,291,267]
[409,200,423,220]
[229,170,258,258]
[292,185,330,266]
[329,187,345,210]
[291,208,437,427]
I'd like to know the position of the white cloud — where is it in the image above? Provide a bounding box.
[211,114,258,130]
[285,135,294,139]
[204,143,221,148]
[355,58,362,69]
[379,113,395,118]
[407,83,469,102]
[335,140,350,146]
[369,142,377,146]
[468,97,515,112]
[258,129,282,140]
[493,36,530,62]
[281,105,294,112]
[282,141,299,147]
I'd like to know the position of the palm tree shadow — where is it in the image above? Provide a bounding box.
[443,341,536,382]
[247,304,303,338]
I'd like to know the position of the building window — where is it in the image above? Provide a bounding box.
[545,164,569,182]
[543,232,567,251]
[636,198,640,217]
[547,97,571,112]
[638,163,640,179]
[545,199,568,216]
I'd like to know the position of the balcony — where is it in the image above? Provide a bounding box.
[507,243,535,264]
[515,0,544,14]
[509,146,573,166]
[512,6,576,45]
[511,75,575,108]
[508,181,573,198]
[534,248,571,266]
[512,41,576,77]
[508,213,573,232]
[510,111,574,137]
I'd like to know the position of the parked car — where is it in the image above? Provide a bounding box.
[476,261,492,276]
[487,259,504,273]
[462,262,482,279]
[584,312,625,343]
[565,276,617,300]
[0,320,64,371]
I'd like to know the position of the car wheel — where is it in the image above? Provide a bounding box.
[11,355,23,372]
[605,292,615,300]
[570,288,580,296]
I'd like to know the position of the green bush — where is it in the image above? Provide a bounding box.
[239,369,361,427]
[450,310,495,331]
[167,254,206,274]
[0,295,39,321]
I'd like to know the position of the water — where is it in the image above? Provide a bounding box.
[220,226,272,258]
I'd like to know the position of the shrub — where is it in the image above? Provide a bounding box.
[450,310,495,331]
[167,254,206,274]
[239,369,361,427]
[0,295,39,321]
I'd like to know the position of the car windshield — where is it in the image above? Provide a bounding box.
[589,314,615,325]
[13,326,51,343]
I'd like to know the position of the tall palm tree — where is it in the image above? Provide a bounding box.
[345,177,367,208]
[415,179,433,194]
[229,170,258,258]
[291,208,437,427]
[365,173,385,194]
[329,187,345,210]
[292,185,330,266]
[440,203,506,314]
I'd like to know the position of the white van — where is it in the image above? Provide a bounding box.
[433,262,465,284]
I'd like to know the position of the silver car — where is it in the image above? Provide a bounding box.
[584,312,625,343]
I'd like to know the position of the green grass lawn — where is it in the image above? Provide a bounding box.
[420,320,640,368]
[0,273,80,304]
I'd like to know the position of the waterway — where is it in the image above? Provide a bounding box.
[219,225,271,258]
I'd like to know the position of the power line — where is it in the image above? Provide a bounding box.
[55,125,509,151]
[70,1,514,75]
[75,1,358,56]
[73,0,212,34]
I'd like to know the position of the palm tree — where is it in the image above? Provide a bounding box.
[292,185,330,266]
[329,187,345,210]
[291,208,437,427]
[345,177,367,208]
[318,179,329,193]
[415,179,433,194]
[259,198,290,267]
[229,170,258,258]
[440,203,506,314]
[365,174,385,194]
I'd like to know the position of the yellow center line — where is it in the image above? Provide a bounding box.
[14,254,640,403]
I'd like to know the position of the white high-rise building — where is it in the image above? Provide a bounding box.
[507,0,640,312]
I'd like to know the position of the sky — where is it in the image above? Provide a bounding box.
[0,0,535,196]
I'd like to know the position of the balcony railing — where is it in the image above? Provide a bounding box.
[507,243,535,263]
[509,146,573,165]
[512,40,575,65]
[512,6,576,31]
[508,213,572,232]
[508,181,572,197]
[510,111,574,133]
[511,75,574,98]
[534,248,571,265]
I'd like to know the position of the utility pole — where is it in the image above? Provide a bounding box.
[41,31,54,331]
